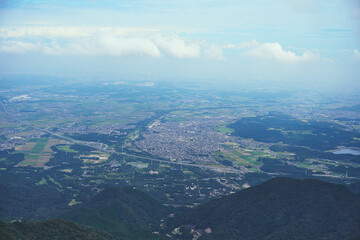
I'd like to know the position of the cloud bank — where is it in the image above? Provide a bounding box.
[0,27,220,60]
[0,27,321,63]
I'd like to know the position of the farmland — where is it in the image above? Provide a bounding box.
[15,138,67,167]
[0,79,359,222]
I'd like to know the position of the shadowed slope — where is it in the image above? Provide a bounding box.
[170,178,360,240]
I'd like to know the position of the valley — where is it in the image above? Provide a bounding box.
[0,76,359,239]
[1,1,359,239]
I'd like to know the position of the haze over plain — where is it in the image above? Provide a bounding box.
[0,0,359,92]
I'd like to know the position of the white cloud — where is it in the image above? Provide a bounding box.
[0,27,225,60]
[79,33,162,57]
[151,34,200,59]
[0,36,163,58]
[203,43,226,60]
[0,27,318,63]
[242,41,320,63]
[0,40,40,54]
[224,40,320,63]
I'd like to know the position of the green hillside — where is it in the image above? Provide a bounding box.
[2,179,360,240]
[169,178,360,240]
[61,187,170,240]
[0,219,116,240]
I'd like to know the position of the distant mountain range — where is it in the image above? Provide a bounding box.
[1,178,360,240]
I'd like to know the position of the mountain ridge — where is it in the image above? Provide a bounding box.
[169,177,360,240]
[61,186,169,240]
[1,178,360,240]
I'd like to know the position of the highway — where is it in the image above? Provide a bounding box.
[1,101,243,173]
[1,101,78,143]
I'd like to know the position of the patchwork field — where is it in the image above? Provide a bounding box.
[16,138,68,167]
[211,143,275,172]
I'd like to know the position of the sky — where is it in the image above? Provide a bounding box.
[0,0,359,91]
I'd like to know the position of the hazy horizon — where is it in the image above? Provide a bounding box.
[0,0,359,92]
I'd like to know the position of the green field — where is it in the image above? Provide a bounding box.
[35,177,48,186]
[214,123,234,134]
[30,139,48,153]
[38,138,49,143]
[26,154,40,160]
[68,199,81,206]
[48,176,62,189]
[233,150,265,166]
[212,151,248,166]
[212,145,270,173]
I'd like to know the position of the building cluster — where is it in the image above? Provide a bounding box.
[136,117,238,164]
[0,137,26,151]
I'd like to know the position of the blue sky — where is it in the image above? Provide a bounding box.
[0,0,359,91]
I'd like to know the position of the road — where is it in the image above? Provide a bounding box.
[1,101,243,173]
[1,101,78,143]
